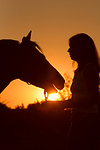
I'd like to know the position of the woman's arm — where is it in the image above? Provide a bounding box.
[83,63,99,105]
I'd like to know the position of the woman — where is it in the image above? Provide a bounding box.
[41,33,100,149]
[65,33,100,150]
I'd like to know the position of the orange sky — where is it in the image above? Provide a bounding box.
[0,0,100,108]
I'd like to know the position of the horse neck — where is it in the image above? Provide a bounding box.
[0,60,19,93]
[0,40,20,93]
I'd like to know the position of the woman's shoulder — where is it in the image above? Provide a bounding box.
[75,63,98,73]
[83,62,99,81]
[84,62,98,68]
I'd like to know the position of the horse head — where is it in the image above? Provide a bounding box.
[18,31,65,94]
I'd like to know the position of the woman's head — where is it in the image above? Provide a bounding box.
[68,33,99,69]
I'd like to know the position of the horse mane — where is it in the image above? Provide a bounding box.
[31,41,44,55]
[21,35,44,56]
[0,39,45,62]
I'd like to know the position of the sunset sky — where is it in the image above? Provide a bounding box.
[0,0,100,108]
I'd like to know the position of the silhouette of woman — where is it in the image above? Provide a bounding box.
[41,33,100,149]
[65,33,100,150]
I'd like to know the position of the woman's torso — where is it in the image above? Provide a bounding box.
[71,62,99,113]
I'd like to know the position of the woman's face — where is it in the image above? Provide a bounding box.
[67,40,80,61]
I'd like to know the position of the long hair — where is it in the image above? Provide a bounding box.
[69,33,100,71]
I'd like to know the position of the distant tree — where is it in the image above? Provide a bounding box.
[15,103,25,109]
[15,105,20,109]
[58,72,72,100]
[0,99,10,109]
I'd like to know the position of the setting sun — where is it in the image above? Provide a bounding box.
[48,93,58,101]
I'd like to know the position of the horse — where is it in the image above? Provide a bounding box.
[0,31,65,96]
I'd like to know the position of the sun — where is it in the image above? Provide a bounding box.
[48,93,58,101]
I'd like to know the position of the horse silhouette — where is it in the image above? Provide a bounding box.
[0,31,65,95]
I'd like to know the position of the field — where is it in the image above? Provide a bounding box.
[0,102,100,150]
[0,103,71,150]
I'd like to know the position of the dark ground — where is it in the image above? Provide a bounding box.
[0,103,71,150]
[0,102,100,150]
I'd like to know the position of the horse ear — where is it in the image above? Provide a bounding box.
[22,31,32,42]
[26,31,32,41]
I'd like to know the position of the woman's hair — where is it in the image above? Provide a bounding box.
[69,33,100,70]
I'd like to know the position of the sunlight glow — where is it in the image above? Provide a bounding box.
[48,93,58,101]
